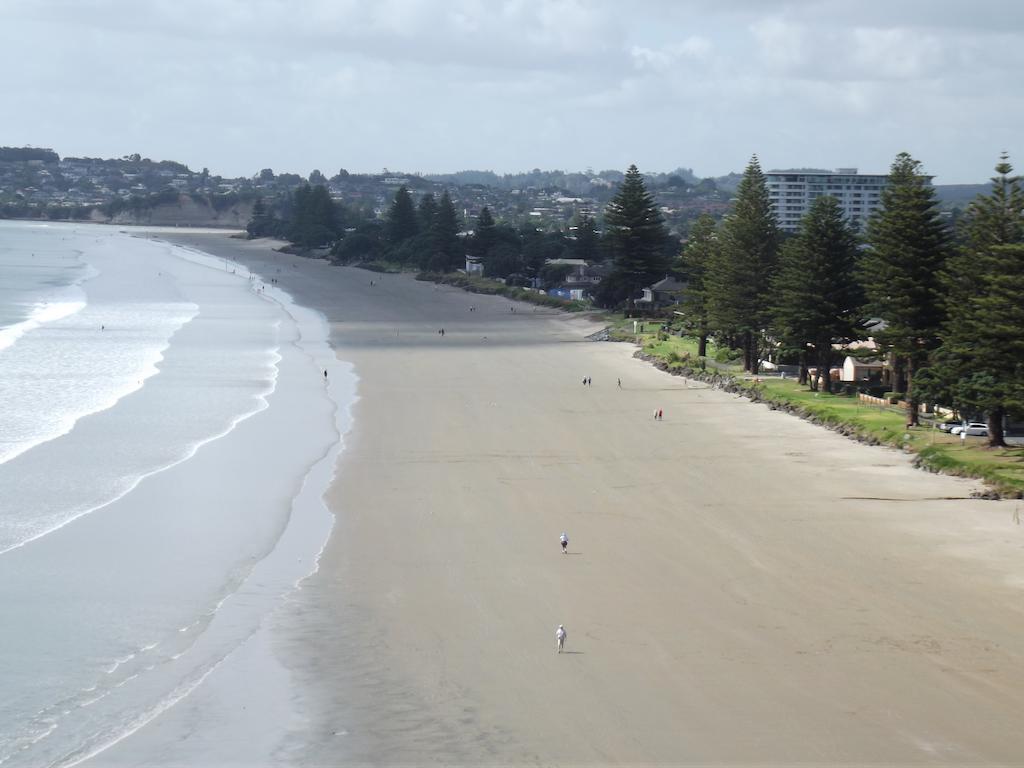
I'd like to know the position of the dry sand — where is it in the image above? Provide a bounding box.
[166,234,1024,766]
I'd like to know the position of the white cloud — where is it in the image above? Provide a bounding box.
[630,36,713,71]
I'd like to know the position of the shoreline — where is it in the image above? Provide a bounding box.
[104,237,358,766]
[0,225,353,767]
[153,233,1024,765]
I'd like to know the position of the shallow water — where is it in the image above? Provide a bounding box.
[0,222,353,766]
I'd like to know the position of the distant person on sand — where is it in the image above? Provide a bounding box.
[659,409,663,420]
[560,532,569,554]
[556,624,567,653]
[324,369,328,379]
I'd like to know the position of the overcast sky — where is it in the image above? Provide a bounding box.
[3,0,1021,183]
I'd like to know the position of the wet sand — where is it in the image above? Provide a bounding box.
[166,233,1024,766]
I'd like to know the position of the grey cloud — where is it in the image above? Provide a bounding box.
[1,0,1020,182]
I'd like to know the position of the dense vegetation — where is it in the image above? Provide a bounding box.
[672,152,1024,447]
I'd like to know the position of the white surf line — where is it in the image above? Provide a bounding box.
[0,333,279,559]
[52,239,360,766]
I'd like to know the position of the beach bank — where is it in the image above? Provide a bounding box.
[157,233,1024,765]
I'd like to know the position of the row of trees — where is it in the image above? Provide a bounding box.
[248,169,680,289]
[247,162,1021,446]
[676,152,1023,446]
[373,186,603,281]
[247,184,349,248]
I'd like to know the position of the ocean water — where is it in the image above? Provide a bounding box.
[0,222,355,766]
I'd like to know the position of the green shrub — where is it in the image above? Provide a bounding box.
[714,347,742,363]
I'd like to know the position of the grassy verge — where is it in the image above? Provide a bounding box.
[621,326,1024,497]
[605,315,744,371]
[416,272,589,311]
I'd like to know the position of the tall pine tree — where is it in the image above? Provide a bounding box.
[679,214,717,357]
[428,191,461,272]
[386,185,418,245]
[418,193,437,232]
[769,196,861,393]
[921,155,1024,445]
[288,184,339,248]
[472,206,496,259]
[596,165,668,307]
[860,152,949,425]
[573,214,600,261]
[706,155,779,371]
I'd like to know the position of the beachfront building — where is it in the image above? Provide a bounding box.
[637,275,687,309]
[544,258,608,301]
[766,168,897,233]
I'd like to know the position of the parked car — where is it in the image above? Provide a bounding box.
[951,422,988,436]
[936,419,961,432]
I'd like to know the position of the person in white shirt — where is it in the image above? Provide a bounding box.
[556,624,567,653]
[560,532,569,554]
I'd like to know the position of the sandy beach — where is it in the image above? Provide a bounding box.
[164,233,1024,766]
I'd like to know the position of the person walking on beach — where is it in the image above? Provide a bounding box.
[560,531,569,554]
[617,378,621,388]
[556,624,567,653]
[659,408,664,421]
[324,369,328,379]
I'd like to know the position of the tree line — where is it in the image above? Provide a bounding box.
[249,178,677,288]
[674,152,1023,447]
[246,157,1023,446]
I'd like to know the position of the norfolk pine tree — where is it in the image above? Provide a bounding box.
[472,206,497,259]
[769,196,861,393]
[429,191,462,272]
[573,215,600,262]
[386,186,418,245]
[596,165,668,307]
[417,193,437,232]
[706,155,779,372]
[679,213,717,357]
[860,153,949,426]
[923,155,1024,445]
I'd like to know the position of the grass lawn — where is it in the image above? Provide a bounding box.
[743,377,1024,495]
[604,315,743,372]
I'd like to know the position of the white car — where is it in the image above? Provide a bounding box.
[951,422,988,436]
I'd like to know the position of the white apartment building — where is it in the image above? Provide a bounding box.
[766,168,893,233]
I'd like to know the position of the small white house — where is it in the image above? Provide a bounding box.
[841,356,884,383]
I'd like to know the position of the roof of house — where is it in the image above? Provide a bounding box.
[650,276,686,292]
[844,356,884,367]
